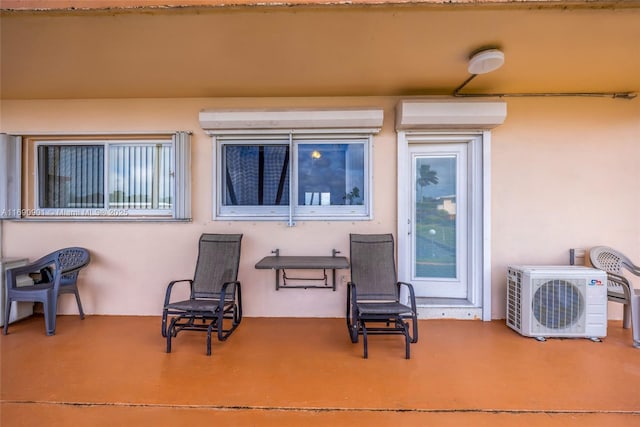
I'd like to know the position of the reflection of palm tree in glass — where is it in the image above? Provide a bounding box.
[415,162,456,278]
[417,164,439,201]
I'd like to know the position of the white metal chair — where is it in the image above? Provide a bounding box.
[589,246,640,348]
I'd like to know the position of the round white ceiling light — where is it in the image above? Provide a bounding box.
[467,49,505,75]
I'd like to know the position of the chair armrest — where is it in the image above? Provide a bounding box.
[163,279,193,306]
[5,255,58,289]
[220,281,241,303]
[397,281,417,310]
[622,260,640,277]
[6,256,55,277]
[606,272,632,300]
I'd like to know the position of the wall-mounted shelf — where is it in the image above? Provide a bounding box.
[254,249,349,291]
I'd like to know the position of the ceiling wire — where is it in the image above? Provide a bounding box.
[452,73,637,100]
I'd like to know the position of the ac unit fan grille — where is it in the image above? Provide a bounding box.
[532,279,584,329]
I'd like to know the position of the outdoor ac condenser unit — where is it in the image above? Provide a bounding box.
[506,265,608,341]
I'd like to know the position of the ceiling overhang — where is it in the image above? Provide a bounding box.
[1,2,638,100]
[3,1,638,13]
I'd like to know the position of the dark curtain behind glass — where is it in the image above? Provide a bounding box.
[224,145,289,206]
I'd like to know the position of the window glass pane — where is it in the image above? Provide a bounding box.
[297,144,364,206]
[109,144,173,210]
[414,156,457,279]
[38,145,104,208]
[223,145,290,206]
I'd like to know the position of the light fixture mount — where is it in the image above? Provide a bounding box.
[454,46,635,99]
[467,48,505,75]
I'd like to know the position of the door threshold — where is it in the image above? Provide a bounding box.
[416,298,482,320]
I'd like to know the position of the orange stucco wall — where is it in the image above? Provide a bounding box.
[1,95,639,319]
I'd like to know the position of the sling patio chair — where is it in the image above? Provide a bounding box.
[347,233,418,359]
[589,245,640,348]
[4,247,90,336]
[162,233,243,355]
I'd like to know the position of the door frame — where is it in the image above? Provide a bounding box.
[397,130,492,321]
[408,141,469,299]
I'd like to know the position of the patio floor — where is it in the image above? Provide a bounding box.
[1,315,639,426]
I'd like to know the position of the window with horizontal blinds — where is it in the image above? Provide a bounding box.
[108,144,173,210]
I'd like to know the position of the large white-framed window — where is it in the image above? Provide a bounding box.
[216,133,371,221]
[14,132,191,220]
[200,107,383,223]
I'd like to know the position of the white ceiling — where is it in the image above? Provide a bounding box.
[1,4,639,100]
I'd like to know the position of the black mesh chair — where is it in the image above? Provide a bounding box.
[3,247,90,336]
[347,233,418,359]
[162,234,243,355]
[590,246,640,348]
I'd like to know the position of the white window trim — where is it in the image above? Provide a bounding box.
[216,135,290,220]
[213,133,373,223]
[14,132,191,221]
[202,108,383,224]
[34,139,174,217]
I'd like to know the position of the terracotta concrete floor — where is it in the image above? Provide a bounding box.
[1,315,639,426]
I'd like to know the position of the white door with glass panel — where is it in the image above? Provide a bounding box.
[409,143,468,298]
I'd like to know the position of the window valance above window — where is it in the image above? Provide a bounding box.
[395,99,507,130]
[199,108,384,134]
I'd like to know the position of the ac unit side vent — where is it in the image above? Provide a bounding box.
[506,268,521,331]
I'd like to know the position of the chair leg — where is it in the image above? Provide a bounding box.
[235,287,243,325]
[3,298,12,335]
[349,323,359,343]
[161,310,168,338]
[403,321,411,359]
[217,310,225,342]
[43,298,56,336]
[410,315,419,344]
[361,321,368,359]
[73,290,85,320]
[233,303,241,326]
[631,293,640,348]
[216,304,241,342]
[166,316,179,353]
[622,303,632,329]
[347,307,359,344]
[207,322,216,356]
